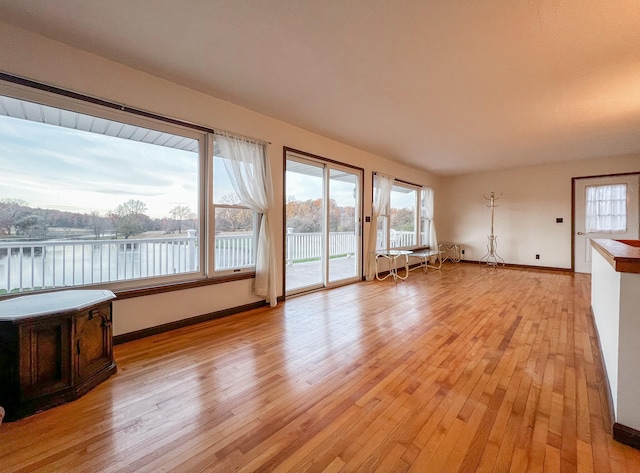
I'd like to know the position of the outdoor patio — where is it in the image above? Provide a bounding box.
[286,255,359,292]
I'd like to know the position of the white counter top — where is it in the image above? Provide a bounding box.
[0,290,116,321]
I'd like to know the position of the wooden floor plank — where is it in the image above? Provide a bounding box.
[1,264,639,472]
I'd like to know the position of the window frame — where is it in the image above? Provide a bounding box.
[210,152,260,275]
[0,80,216,295]
[585,183,628,234]
[377,179,427,252]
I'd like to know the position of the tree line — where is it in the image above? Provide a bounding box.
[285,197,414,233]
[0,198,196,240]
[286,197,356,233]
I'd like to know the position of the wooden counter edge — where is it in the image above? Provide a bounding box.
[591,239,640,274]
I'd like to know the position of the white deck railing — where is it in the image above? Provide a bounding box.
[0,234,198,294]
[286,231,357,265]
[0,230,413,294]
[215,234,254,270]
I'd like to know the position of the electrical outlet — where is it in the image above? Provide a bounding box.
[535,254,540,260]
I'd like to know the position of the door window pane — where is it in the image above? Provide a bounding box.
[328,169,358,283]
[586,184,627,233]
[285,159,324,292]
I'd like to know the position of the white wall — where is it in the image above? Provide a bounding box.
[0,22,438,335]
[617,270,640,430]
[1,21,638,335]
[591,246,640,431]
[591,249,620,416]
[438,156,640,268]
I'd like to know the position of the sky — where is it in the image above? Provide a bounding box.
[0,114,199,219]
[0,112,411,220]
[283,168,417,210]
[285,170,358,207]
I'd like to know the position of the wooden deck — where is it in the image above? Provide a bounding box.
[1,263,639,472]
[286,256,360,292]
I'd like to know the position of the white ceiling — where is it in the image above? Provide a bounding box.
[1,0,640,175]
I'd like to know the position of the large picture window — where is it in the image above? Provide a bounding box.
[0,92,203,294]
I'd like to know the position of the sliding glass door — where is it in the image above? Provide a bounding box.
[285,159,324,291]
[285,150,362,295]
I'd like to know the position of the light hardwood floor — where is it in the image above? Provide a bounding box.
[2,263,640,472]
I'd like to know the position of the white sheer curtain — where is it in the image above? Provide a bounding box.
[422,186,438,249]
[215,132,278,306]
[586,184,627,233]
[365,173,395,280]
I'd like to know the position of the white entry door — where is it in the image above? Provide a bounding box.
[574,174,639,273]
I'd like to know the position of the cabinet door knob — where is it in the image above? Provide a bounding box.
[577,232,584,235]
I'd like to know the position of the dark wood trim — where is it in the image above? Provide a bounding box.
[373,171,422,190]
[282,147,288,299]
[114,272,256,300]
[283,147,364,172]
[588,306,616,431]
[459,260,572,273]
[571,177,576,271]
[581,305,638,451]
[613,423,640,450]
[113,300,267,344]
[359,166,366,284]
[0,72,215,134]
[571,171,640,273]
[573,170,640,181]
[282,147,366,299]
[394,177,421,188]
[0,273,255,302]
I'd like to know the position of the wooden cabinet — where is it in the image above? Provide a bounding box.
[0,290,116,421]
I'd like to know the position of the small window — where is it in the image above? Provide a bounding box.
[389,184,417,248]
[585,184,627,233]
[212,153,257,272]
[375,179,427,252]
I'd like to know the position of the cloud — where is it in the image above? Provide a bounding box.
[0,115,199,218]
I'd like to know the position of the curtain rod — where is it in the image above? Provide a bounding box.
[0,72,271,145]
[214,129,271,146]
[373,171,432,189]
[0,72,216,134]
